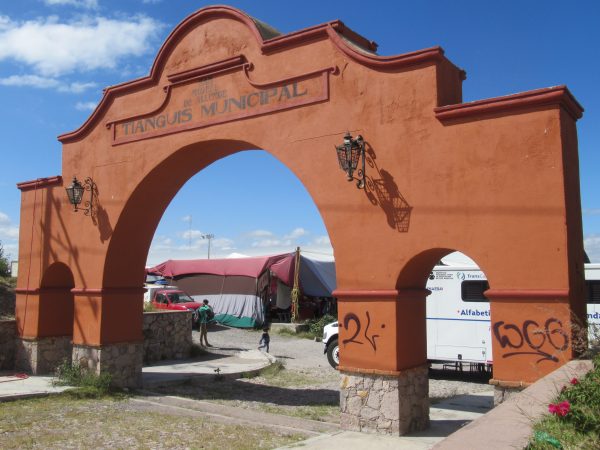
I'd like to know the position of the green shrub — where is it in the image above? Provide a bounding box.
[305,314,336,337]
[528,359,600,448]
[143,302,157,312]
[53,360,113,397]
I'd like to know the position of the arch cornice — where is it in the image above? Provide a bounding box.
[57,5,455,144]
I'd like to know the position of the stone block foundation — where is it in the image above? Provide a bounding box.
[340,365,429,435]
[493,385,527,405]
[15,336,72,374]
[72,342,143,389]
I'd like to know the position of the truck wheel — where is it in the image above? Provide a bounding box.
[326,338,339,369]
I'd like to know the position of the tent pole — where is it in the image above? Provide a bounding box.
[291,247,301,323]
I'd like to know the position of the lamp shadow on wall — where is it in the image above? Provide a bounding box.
[363,144,412,233]
[88,184,113,243]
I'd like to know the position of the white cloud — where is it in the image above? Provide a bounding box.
[0,226,19,240]
[585,235,600,263]
[252,238,292,248]
[0,212,19,258]
[142,0,163,3]
[311,235,331,246]
[146,227,333,265]
[247,229,274,237]
[0,74,97,93]
[43,0,99,8]
[181,215,192,223]
[284,227,308,239]
[0,15,163,76]
[75,101,97,111]
[584,209,600,216]
[181,229,207,240]
[212,238,235,251]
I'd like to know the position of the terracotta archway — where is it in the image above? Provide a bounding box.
[15,5,586,435]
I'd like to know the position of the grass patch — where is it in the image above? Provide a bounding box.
[0,394,304,449]
[275,327,315,340]
[275,314,336,340]
[527,356,600,449]
[255,361,325,388]
[260,403,339,422]
[53,359,117,398]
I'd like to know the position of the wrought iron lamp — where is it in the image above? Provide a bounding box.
[65,176,96,215]
[335,132,365,189]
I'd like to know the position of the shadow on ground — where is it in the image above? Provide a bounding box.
[148,377,339,407]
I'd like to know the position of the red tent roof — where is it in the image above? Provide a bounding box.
[146,253,293,279]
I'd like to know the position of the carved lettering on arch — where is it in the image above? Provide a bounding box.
[108,59,334,146]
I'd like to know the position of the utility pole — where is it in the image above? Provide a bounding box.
[201,233,214,259]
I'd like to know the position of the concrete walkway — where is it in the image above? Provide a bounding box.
[0,372,71,401]
[0,348,273,401]
[0,350,494,449]
[276,392,493,449]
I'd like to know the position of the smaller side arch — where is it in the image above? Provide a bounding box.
[396,248,456,290]
[39,262,75,338]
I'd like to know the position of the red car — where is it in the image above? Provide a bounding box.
[151,289,202,327]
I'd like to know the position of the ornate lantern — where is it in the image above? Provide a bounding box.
[335,132,365,189]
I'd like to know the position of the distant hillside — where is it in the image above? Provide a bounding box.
[0,279,15,318]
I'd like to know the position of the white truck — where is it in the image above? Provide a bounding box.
[323,260,600,369]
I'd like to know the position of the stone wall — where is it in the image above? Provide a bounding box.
[0,319,16,370]
[15,336,72,374]
[340,365,429,435]
[142,310,192,363]
[73,342,143,388]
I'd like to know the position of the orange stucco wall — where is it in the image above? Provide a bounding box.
[16,6,585,385]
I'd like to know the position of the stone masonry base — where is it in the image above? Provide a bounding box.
[15,336,72,374]
[73,342,143,389]
[494,385,526,405]
[340,365,429,435]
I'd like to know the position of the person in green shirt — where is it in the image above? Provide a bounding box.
[198,299,213,347]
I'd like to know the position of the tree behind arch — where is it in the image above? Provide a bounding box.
[0,241,10,277]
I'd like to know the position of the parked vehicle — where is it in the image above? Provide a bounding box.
[150,289,203,327]
[323,263,600,369]
[323,321,339,368]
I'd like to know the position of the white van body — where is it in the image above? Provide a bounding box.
[426,262,600,367]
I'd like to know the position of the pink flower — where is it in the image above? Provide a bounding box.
[549,400,571,417]
[570,378,579,385]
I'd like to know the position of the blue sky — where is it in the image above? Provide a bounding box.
[0,0,599,265]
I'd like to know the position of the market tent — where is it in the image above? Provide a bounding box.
[146,253,337,327]
[147,254,289,328]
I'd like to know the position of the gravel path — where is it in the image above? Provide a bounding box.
[193,324,494,403]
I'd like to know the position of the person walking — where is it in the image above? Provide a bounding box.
[199,299,213,347]
[258,327,270,353]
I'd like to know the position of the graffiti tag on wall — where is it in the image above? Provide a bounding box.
[492,318,569,363]
[341,311,385,352]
